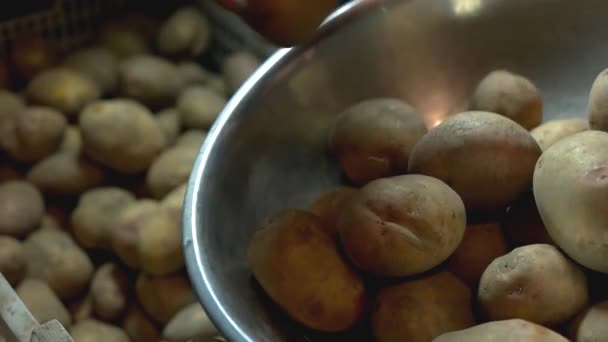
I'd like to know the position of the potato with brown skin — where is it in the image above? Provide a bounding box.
[530,118,588,151]
[0,236,25,286]
[24,227,95,299]
[138,208,184,275]
[222,51,260,92]
[339,174,466,277]
[178,86,227,130]
[10,36,59,81]
[59,125,83,155]
[178,61,209,86]
[111,200,159,268]
[1,106,67,162]
[447,222,508,288]
[409,111,542,212]
[534,131,608,272]
[70,319,130,342]
[100,25,149,59]
[136,273,197,324]
[122,303,160,342]
[157,7,210,58]
[27,68,101,116]
[249,209,366,332]
[309,186,357,237]
[161,183,187,228]
[502,192,553,247]
[80,99,165,174]
[588,69,608,131]
[176,129,207,149]
[0,180,44,236]
[478,244,588,325]
[433,319,569,342]
[90,263,129,321]
[72,187,135,249]
[17,278,71,327]
[27,152,105,195]
[156,108,181,146]
[68,294,93,323]
[119,55,184,108]
[146,145,198,198]
[373,271,475,342]
[569,301,608,342]
[63,47,119,94]
[163,303,217,341]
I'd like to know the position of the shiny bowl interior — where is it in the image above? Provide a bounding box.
[184,0,607,340]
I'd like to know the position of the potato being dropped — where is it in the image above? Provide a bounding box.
[27,68,100,116]
[146,145,198,198]
[70,319,130,342]
[478,244,588,325]
[329,98,427,185]
[434,319,569,342]
[156,108,181,146]
[10,36,59,81]
[157,7,210,58]
[534,130,608,272]
[122,303,160,342]
[530,118,588,151]
[136,273,197,324]
[80,99,165,174]
[178,86,227,130]
[409,111,541,212]
[17,278,71,327]
[63,47,119,94]
[222,51,260,92]
[0,180,44,237]
[569,301,608,342]
[0,236,26,285]
[502,191,553,247]
[59,125,83,155]
[119,55,184,108]
[27,153,105,195]
[163,303,217,341]
[90,263,129,321]
[1,106,66,162]
[249,209,366,332]
[470,70,542,130]
[24,227,94,299]
[309,186,357,237]
[373,271,474,342]
[447,223,508,288]
[178,62,209,86]
[339,175,466,277]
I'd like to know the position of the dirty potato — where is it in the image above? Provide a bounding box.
[146,145,198,198]
[136,273,197,324]
[329,98,427,185]
[70,319,130,342]
[163,303,217,341]
[434,319,568,342]
[63,47,119,94]
[0,236,26,285]
[177,86,227,130]
[569,301,608,342]
[0,180,44,236]
[17,278,71,327]
[27,152,105,195]
[530,118,588,151]
[157,7,210,58]
[309,186,357,238]
[339,175,466,277]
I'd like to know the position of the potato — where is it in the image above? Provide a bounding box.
[10,36,59,81]
[569,301,608,342]
[178,86,227,130]
[447,223,508,287]
[63,47,119,94]
[206,73,229,96]
[178,62,209,86]
[339,174,466,277]
[59,125,83,155]
[0,236,25,286]
[100,26,149,59]
[27,68,101,116]
[27,152,105,195]
[175,129,207,149]
[80,99,165,174]
[24,227,94,299]
[137,208,184,275]
[68,294,93,323]
[329,98,426,184]
[373,271,474,342]
[434,319,569,342]
[0,90,25,119]
[136,273,197,324]
[309,186,357,237]
[119,55,184,108]
[588,69,608,131]
[249,209,366,332]
[157,7,210,58]
[478,244,588,325]
[161,183,187,227]
[470,70,542,130]
[530,118,588,151]
[409,111,541,212]
[16,278,71,327]
[163,303,217,341]
[502,192,553,247]
[533,130,608,272]
[146,145,198,198]
[156,108,181,146]
[70,319,130,342]
[0,180,44,236]
[222,51,260,92]
[111,200,159,268]
[90,263,129,321]
[122,303,160,342]
[1,106,66,162]
[72,187,135,249]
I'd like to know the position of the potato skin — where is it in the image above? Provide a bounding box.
[0,236,26,286]
[137,207,183,275]
[0,180,44,237]
[175,129,207,149]
[409,111,541,212]
[63,47,118,94]
[122,303,160,342]
[111,200,158,269]
[249,209,366,332]
[329,98,427,185]
[162,303,217,341]
[478,244,588,325]
[588,69,608,131]
[569,301,608,342]
[373,271,475,342]
[433,319,569,342]
[157,7,210,58]
[530,118,588,151]
[146,145,198,198]
[178,62,209,86]
[59,125,83,155]
[470,70,542,130]
[309,186,357,237]
[156,108,181,146]
[17,278,71,327]
[99,26,149,60]
[339,174,466,277]
[136,273,197,324]
[533,130,608,272]
[70,319,130,342]
[178,86,227,130]
[90,263,129,321]
[27,152,105,195]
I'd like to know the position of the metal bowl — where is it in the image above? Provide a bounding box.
[184,0,606,340]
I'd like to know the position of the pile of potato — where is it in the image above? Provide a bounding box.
[0,5,260,342]
[248,68,608,341]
